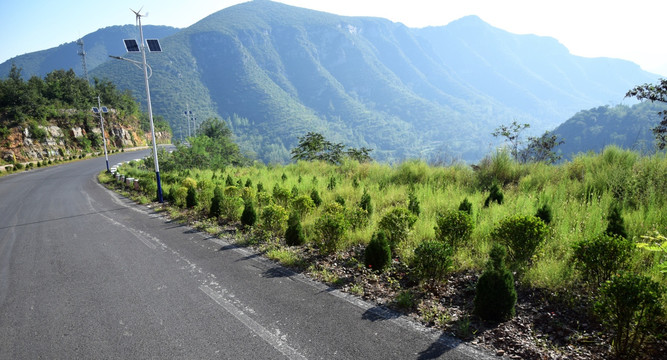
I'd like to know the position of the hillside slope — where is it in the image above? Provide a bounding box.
[2,1,661,162]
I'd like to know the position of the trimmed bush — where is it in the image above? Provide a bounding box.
[209,185,223,219]
[241,200,257,227]
[474,244,517,322]
[412,239,453,282]
[272,184,291,208]
[535,203,552,225]
[315,202,349,254]
[291,195,315,219]
[285,212,305,246]
[359,189,373,218]
[491,215,548,267]
[378,207,418,251]
[484,183,504,207]
[572,234,634,286]
[364,231,392,272]
[458,198,473,216]
[346,206,369,230]
[435,210,474,248]
[594,272,665,359]
[408,191,420,216]
[310,188,322,207]
[260,203,288,236]
[605,204,627,239]
[186,186,198,209]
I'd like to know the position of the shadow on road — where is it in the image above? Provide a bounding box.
[0,207,129,230]
[361,305,402,322]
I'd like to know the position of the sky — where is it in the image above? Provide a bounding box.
[1,0,666,76]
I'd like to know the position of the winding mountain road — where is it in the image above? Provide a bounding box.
[0,150,492,359]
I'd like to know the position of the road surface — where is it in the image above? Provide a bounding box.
[0,150,492,359]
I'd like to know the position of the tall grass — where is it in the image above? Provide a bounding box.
[114,147,667,297]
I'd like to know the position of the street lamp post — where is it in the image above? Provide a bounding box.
[110,8,164,203]
[92,96,110,172]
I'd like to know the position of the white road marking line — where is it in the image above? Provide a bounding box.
[199,285,307,360]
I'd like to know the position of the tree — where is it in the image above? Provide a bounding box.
[291,132,372,164]
[626,79,667,150]
[492,121,530,161]
[518,131,564,164]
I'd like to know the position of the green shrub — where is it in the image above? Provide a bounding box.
[209,185,223,218]
[241,200,257,227]
[359,189,373,218]
[245,178,252,188]
[458,198,473,216]
[272,184,291,208]
[334,194,346,206]
[315,202,349,254]
[346,206,369,230]
[408,191,420,216]
[291,195,315,219]
[174,186,188,208]
[285,212,305,246]
[572,234,634,286]
[594,272,665,359]
[605,204,628,239]
[260,203,288,236]
[412,239,453,282]
[394,290,415,309]
[15,163,24,170]
[535,203,552,225]
[225,175,234,186]
[364,231,392,272]
[474,244,517,322]
[483,184,504,207]
[310,188,322,207]
[491,215,548,267]
[140,179,157,200]
[435,210,474,248]
[256,182,264,193]
[378,207,418,251]
[186,186,197,209]
[327,175,337,190]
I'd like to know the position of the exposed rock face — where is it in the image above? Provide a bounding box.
[1,123,159,162]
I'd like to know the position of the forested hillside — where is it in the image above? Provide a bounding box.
[1,1,661,163]
[0,65,171,164]
[553,102,667,159]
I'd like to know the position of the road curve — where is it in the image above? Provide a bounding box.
[0,150,493,359]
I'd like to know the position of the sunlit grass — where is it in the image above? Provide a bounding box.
[107,147,667,297]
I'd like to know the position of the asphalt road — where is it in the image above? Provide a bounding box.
[0,150,493,359]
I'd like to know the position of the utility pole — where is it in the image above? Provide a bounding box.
[92,96,110,172]
[109,8,164,202]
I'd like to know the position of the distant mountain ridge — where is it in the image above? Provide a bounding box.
[0,25,179,80]
[1,1,661,162]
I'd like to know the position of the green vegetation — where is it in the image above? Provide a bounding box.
[474,244,517,322]
[110,139,667,356]
[594,272,664,359]
[0,64,171,163]
[364,231,392,272]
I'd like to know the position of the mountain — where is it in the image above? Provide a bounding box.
[1,1,661,163]
[552,102,667,159]
[0,25,179,80]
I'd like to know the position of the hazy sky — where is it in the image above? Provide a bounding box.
[1,0,666,76]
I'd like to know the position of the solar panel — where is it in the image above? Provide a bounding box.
[146,39,162,52]
[92,107,99,114]
[101,106,109,113]
[124,39,140,52]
